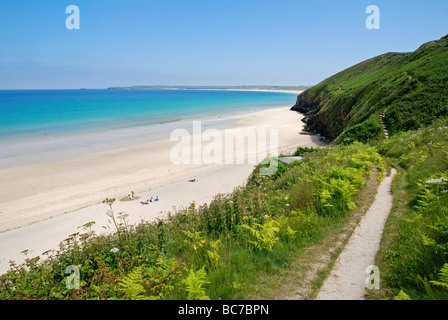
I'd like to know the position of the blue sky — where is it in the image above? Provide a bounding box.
[0,0,447,89]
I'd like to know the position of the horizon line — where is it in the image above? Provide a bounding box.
[0,84,312,91]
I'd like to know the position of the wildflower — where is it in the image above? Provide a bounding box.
[110,248,119,253]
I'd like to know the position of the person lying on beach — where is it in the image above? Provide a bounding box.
[141,197,159,204]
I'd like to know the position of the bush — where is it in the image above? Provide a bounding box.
[337,117,383,145]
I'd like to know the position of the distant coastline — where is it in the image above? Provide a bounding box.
[107,85,308,94]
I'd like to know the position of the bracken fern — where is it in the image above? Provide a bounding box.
[182,267,210,300]
[241,220,280,251]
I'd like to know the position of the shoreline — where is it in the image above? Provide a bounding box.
[0,105,324,274]
[0,89,301,154]
[174,88,304,95]
[106,87,305,95]
[0,103,299,169]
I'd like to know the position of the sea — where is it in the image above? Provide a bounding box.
[0,89,298,168]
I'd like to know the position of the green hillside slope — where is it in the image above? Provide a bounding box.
[291,34,448,143]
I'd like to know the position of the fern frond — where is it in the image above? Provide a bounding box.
[242,220,279,251]
[431,263,448,289]
[117,267,157,300]
[285,226,298,239]
[156,254,178,270]
[430,280,448,289]
[421,234,436,246]
[392,290,412,300]
[182,267,210,300]
[241,224,260,238]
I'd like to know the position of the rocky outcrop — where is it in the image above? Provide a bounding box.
[290,90,318,114]
[290,90,337,141]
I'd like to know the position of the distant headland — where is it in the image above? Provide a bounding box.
[107,85,310,92]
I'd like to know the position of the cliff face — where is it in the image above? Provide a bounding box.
[291,34,448,144]
[291,87,347,141]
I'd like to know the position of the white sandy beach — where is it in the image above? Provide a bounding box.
[0,105,324,274]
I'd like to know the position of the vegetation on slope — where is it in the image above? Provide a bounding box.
[291,34,448,144]
[368,118,448,300]
[0,143,383,300]
[1,35,447,301]
[287,34,448,300]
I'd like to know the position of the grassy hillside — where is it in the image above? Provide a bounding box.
[292,34,448,143]
[368,118,448,300]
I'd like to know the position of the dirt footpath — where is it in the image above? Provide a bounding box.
[316,168,397,300]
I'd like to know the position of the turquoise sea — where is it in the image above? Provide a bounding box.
[0,89,298,168]
[0,89,297,143]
